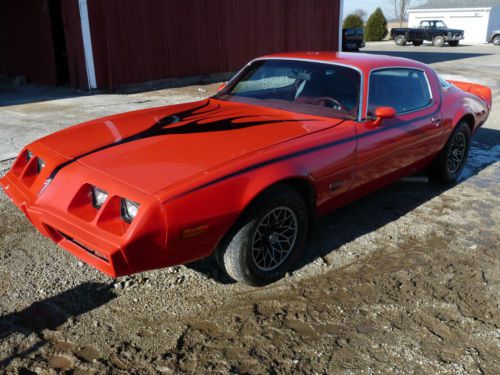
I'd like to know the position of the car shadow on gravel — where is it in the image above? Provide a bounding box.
[0,282,115,368]
[187,127,500,283]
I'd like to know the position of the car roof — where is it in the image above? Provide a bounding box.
[259,51,428,73]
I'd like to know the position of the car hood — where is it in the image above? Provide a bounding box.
[39,99,343,196]
[446,28,463,33]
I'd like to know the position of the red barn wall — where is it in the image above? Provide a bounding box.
[0,0,58,85]
[86,0,341,89]
[60,0,89,90]
[0,0,340,89]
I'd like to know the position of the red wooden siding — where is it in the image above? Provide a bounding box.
[86,0,341,89]
[0,0,58,85]
[0,0,340,89]
[60,0,89,89]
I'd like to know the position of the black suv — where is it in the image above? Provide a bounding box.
[342,28,365,52]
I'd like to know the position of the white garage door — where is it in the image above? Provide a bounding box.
[409,9,490,44]
[446,12,489,43]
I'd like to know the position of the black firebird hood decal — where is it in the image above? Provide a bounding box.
[44,99,315,184]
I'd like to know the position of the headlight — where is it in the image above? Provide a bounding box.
[37,158,45,173]
[121,198,139,223]
[91,187,108,209]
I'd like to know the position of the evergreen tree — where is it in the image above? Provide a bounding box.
[343,14,364,30]
[365,8,388,41]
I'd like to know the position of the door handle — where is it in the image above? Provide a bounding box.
[431,117,441,126]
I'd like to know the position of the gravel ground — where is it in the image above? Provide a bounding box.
[0,43,499,374]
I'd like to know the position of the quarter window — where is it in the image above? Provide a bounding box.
[367,68,432,115]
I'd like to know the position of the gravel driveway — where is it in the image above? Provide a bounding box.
[0,42,499,374]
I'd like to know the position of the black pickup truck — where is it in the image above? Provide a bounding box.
[391,20,464,47]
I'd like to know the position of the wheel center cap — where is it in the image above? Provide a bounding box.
[268,232,279,244]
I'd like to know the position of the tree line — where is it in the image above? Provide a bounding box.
[343,8,388,42]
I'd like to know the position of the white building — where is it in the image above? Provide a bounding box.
[407,0,500,43]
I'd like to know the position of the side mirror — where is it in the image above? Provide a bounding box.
[216,82,227,92]
[373,106,396,126]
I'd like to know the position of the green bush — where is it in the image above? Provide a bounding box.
[365,8,388,41]
[343,14,364,30]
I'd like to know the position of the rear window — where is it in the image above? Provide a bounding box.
[438,75,453,89]
[367,68,432,115]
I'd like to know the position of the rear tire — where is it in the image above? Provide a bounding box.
[493,35,500,46]
[449,41,459,47]
[395,35,407,46]
[215,185,309,286]
[428,121,471,183]
[412,40,423,46]
[433,35,445,47]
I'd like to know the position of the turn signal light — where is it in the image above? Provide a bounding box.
[181,224,209,238]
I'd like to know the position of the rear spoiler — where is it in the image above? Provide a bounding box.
[448,80,492,108]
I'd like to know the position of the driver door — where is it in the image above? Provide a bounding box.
[352,67,442,193]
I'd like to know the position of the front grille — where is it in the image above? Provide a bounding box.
[59,232,109,263]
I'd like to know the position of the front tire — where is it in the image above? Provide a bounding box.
[215,186,309,286]
[395,35,407,46]
[433,35,445,47]
[493,35,500,46]
[429,121,471,183]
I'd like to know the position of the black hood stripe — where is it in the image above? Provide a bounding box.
[46,99,316,182]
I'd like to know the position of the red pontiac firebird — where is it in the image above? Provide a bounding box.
[0,52,491,285]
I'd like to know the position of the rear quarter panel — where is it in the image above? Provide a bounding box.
[441,81,490,136]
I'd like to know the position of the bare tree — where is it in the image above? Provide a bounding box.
[353,8,367,22]
[389,0,426,27]
[391,0,410,27]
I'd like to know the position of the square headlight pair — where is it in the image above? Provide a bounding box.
[91,186,139,223]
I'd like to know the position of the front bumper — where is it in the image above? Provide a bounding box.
[2,172,131,277]
[0,145,168,278]
[445,35,464,41]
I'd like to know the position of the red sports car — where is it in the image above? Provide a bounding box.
[0,52,491,285]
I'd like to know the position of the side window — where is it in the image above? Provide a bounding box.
[367,68,432,115]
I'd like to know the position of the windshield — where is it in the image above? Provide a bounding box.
[215,59,361,119]
[435,21,447,28]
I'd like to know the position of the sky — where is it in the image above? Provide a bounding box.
[343,0,393,19]
[343,0,427,20]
